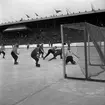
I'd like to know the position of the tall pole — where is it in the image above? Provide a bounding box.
[61,25,66,78]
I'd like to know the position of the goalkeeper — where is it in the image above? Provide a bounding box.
[65,46,76,65]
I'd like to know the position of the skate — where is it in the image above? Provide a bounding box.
[72,61,76,65]
[36,64,40,67]
[43,57,45,60]
[14,62,18,65]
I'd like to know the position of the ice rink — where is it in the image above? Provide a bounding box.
[0,47,105,105]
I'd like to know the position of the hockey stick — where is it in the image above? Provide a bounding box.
[72,51,80,59]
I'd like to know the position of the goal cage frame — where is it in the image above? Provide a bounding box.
[60,22,105,82]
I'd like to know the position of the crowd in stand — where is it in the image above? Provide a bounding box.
[0,28,61,45]
[0,27,83,45]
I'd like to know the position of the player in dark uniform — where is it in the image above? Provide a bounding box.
[43,46,57,60]
[39,43,44,58]
[67,40,70,49]
[49,48,62,61]
[11,44,19,65]
[27,43,29,50]
[31,44,40,67]
[0,44,5,59]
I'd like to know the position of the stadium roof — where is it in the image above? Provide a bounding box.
[3,25,30,32]
[0,9,105,27]
[64,21,105,28]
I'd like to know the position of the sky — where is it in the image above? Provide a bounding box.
[0,0,105,23]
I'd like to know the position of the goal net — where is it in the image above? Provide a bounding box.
[61,22,105,81]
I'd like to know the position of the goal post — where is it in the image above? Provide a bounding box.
[60,22,105,82]
[60,23,88,79]
[61,25,66,78]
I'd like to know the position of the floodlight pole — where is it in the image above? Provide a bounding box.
[61,25,66,78]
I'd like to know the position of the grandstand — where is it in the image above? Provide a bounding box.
[0,9,105,45]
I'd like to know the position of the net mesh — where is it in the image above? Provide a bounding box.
[86,23,105,65]
[86,23,105,78]
[63,24,86,78]
[63,23,105,79]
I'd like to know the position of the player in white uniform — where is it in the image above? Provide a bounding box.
[11,44,19,65]
[0,44,5,58]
